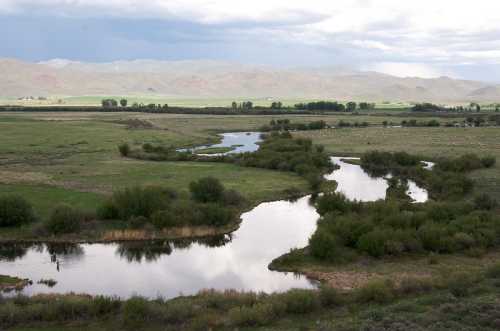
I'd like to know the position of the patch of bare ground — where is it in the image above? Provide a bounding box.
[0,170,52,184]
[305,270,432,290]
[112,118,159,130]
[298,249,500,291]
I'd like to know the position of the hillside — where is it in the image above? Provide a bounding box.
[1,58,499,102]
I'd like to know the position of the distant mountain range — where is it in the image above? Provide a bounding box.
[1,58,500,102]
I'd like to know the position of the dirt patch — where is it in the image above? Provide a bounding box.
[306,270,433,290]
[0,171,52,185]
[114,118,158,130]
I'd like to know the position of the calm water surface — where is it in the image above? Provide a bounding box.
[0,155,429,298]
[182,132,262,155]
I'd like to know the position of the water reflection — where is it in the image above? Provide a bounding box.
[1,156,428,298]
[327,157,428,203]
[181,132,262,155]
[1,197,318,298]
[0,243,30,261]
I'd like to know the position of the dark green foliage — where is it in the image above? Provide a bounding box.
[310,197,500,259]
[318,285,343,307]
[357,229,390,257]
[412,103,446,112]
[355,280,395,303]
[198,203,234,226]
[401,119,441,127]
[361,150,420,176]
[436,153,484,172]
[474,194,497,210]
[309,230,341,261]
[294,101,347,112]
[279,289,320,314]
[123,296,149,327]
[118,142,130,157]
[0,195,36,227]
[316,192,354,216]
[101,186,177,220]
[234,132,332,189]
[222,189,246,206]
[264,119,327,131]
[447,273,475,297]
[189,177,225,203]
[481,156,496,168]
[128,216,148,229]
[45,204,85,234]
[486,263,500,279]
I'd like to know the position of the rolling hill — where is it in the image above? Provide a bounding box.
[1,58,499,102]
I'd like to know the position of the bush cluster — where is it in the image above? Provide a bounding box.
[310,192,500,260]
[260,119,327,132]
[360,151,485,200]
[45,204,89,234]
[98,178,244,229]
[436,154,496,172]
[0,195,37,227]
[233,132,333,190]
[401,119,441,127]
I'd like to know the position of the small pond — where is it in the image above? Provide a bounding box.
[180,132,262,155]
[0,156,429,298]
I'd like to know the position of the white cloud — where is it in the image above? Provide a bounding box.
[363,62,457,79]
[1,0,500,77]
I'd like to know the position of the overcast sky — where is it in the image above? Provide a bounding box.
[1,0,500,81]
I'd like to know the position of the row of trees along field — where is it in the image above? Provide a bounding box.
[101,99,376,111]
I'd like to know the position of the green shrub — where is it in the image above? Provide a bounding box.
[486,263,500,279]
[316,192,352,216]
[118,143,130,157]
[357,230,389,257]
[228,303,276,326]
[122,296,150,326]
[128,216,148,229]
[222,189,246,206]
[103,186,177,220]
[319,285,343,307]
[0,195,36,227]
[189,177,225,203]
[45,204,85,234]
[398,277,434,295]
[199,203,234,226]
[309,231,341,261]
[474,194,497,210]
[279,289,320,314]
[480,156,496,168]
[151,210,178,229]
[355,280,395,304]
[447,273,475,297]
[96,199,119,220]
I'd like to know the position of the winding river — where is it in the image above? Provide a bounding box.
[0,134,429,298]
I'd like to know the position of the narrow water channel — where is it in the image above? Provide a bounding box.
[0,156,429,298]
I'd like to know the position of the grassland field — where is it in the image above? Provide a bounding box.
[0,111,498,217]
[1,110,500,330]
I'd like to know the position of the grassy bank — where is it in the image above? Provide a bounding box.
[3,263,500,330]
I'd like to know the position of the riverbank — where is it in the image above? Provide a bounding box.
[0,185,312,244]
[2,263,500,331]
[0,275,31,292]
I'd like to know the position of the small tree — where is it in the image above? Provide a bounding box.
[189,177,225,203]
[346,102,357,112]
[120,99,128,107]
[0,195,36,227]
[118,143,130,157]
